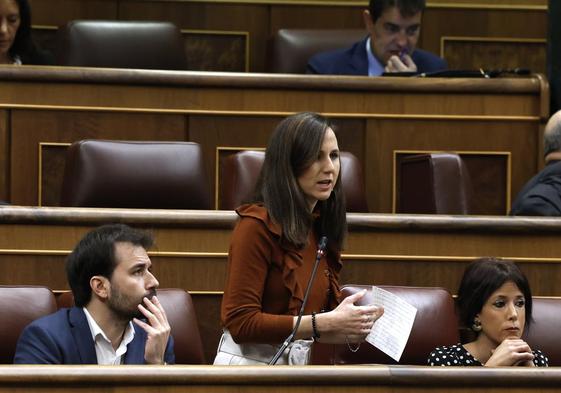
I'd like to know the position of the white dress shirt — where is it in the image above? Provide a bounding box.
[366,37,384,76]
[83,307,135,365]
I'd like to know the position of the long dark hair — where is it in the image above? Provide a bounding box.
[252,112,347,251]
[9,0,49,64]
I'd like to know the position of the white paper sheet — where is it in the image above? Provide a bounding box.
[365,286,417,362]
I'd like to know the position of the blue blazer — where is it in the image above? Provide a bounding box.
[13,307,175,364]
[307,37,447,76]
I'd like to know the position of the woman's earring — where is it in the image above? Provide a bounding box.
[472,318,482,332]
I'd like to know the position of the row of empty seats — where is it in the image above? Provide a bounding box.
[48,21,367,73]
[59,140,473,214]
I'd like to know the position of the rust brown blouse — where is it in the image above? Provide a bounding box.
[221,204,342,344]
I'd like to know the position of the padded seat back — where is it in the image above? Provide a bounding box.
[56,288,205,364]
[524,297,561,366]
[397,153,473,214]
[57,20,187,70]
[153,288,206,364]
[60,140,211,209]
[0,286,57,363]
[340,151,369,212]
[219,150,368,212]
[268,29,365,73]
[219,150,264,210]
[311,285,459,365]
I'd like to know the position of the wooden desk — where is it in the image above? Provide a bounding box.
[1,206,561,361]
[0,67,549,214]
[0,365,560,392]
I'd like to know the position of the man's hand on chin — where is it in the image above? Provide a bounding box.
[133,295,171,365]
[384,54,417,73]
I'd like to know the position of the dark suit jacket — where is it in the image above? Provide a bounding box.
[13,307,175,364]
[307,37,447,76]
[510,160,561,216]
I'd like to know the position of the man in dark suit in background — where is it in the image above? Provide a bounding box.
[14,224,174,364]
[307,0,446,76]
[511,110,561,216]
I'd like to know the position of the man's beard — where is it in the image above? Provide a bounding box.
[107,286,157,321]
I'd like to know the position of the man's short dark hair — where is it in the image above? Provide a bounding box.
[369,0,426,22]
[66,224,153,307]
[457,257,533,336]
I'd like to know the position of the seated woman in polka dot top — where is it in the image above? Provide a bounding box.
[428,258,548,367]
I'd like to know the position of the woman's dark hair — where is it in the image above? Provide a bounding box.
[457,257,533,335]
[9,0,51,64]
[252,112,347,251]
[66,224,154,307]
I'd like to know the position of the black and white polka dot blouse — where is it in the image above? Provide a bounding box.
[427,344,549,367]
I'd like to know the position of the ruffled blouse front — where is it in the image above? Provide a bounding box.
[221,204,342,344]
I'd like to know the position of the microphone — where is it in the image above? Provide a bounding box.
[268,236,328,365]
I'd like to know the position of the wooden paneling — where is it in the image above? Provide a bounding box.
[429,0,546,5]
[0,110,8,202]
[1,365,561,392]
[269,5,363,32]
[1,207,561,359]
[183,30,248,72]
[0,255,69,288]
[118,0,269,72]
[10,109,187,206]
[30,26,250,72]
[365,118,538,214]
[0,68,547,212]
[27,1,548,73]
[443,38,547,74]
[421,7,546,62]
[38,143,69,206]
[188,115,280,200]
[394,152,510,215]
[151,256,228,292]
[191,293,222,363]
[29,0,118,25]
[461,154,509,213]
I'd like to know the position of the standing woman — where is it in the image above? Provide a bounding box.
[0,0,54,65]
[214,112,383,365]
[428,258,548,367]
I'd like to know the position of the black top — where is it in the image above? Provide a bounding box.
[20,48,55,65]
[428,344,549,367]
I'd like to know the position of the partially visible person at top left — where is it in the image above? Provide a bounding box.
[0,0,54,65]
[14,224,174,364]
